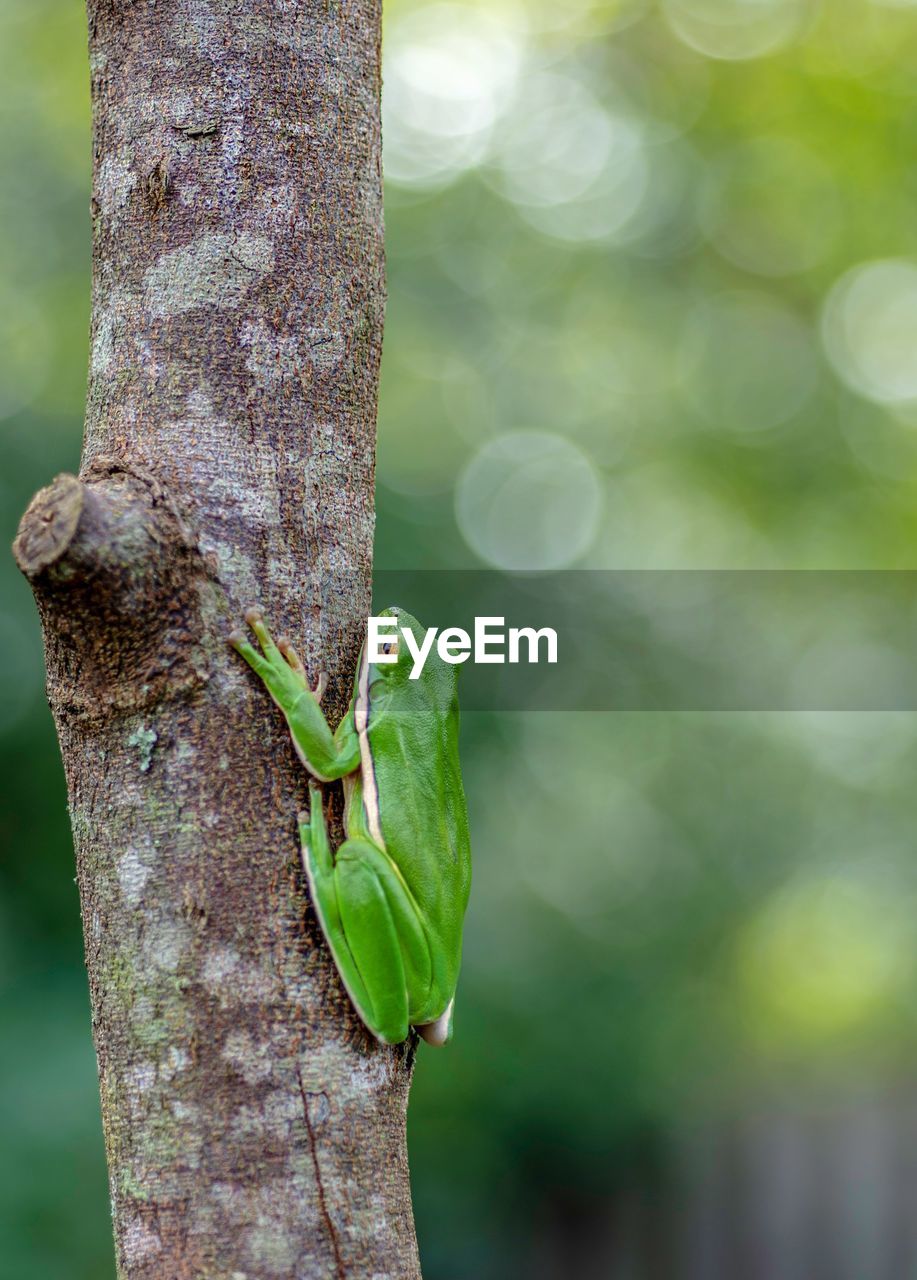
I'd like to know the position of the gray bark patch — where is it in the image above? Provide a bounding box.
[144,232,275,316]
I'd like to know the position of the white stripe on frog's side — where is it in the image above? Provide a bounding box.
[354,645,385,850]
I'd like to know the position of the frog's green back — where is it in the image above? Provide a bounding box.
[365,608,472,998]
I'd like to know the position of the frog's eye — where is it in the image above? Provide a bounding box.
[381,638,399,657]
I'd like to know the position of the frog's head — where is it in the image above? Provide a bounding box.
[370,605,423,679]
[368,605,460,706]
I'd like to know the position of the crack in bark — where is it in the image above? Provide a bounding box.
[297,1067,347,1280]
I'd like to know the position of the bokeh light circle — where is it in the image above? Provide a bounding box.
[662,0,809,60]
[491,72,649,243]
[382,4,524,190]
[821,259,917,406]
[494,72,616,207]
[455,430,603,569]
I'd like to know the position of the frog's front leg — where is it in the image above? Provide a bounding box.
[229,609,360,781]
[299,784,437,1046]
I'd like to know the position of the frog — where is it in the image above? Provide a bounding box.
[229,605,471,1047]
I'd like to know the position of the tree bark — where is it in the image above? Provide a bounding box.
[13,2,421,1277]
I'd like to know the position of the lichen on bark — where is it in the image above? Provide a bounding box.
[14,1,420,1277]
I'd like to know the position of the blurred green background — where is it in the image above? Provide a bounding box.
[5,0,917,1275]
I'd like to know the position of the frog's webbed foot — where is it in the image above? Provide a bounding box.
[279,637,326,703]
[277,634,306,679]
[229,607,323,708]
[243,605,301,675]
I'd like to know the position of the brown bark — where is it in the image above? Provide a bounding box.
[13,2,421,1277]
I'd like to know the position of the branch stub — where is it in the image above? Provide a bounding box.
[13,473,86,580]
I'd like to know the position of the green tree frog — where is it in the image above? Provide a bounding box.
[229,606,471,1047]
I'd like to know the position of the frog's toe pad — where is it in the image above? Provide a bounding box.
[416,999,454,1047]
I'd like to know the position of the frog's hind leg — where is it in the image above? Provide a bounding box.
[299,785,410,1045]
[298,790,374,1029]
[333,846,412,1045]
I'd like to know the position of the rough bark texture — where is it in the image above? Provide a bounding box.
[14,2,422,1277]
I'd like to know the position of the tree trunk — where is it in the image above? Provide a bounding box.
[13,2,421,1276]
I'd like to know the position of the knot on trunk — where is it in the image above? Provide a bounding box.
[13,459,214,720]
